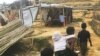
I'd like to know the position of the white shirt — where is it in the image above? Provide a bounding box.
[53,35,75,52]
[59,15,65,22]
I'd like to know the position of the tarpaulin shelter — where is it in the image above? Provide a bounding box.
[40,3,73,26]
[21,4,73,27]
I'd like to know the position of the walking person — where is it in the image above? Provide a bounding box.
[66,26,76,51]
[66,26,78,56]
[52,26,77,56]
[78,22,92,56]
[52,32,68,56]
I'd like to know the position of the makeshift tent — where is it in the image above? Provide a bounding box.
[21,4,73,27]
[40,3,73,26]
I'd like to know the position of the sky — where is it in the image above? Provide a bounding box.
[0,0,17,4]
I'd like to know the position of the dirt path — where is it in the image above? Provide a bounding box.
[63,18,100,56]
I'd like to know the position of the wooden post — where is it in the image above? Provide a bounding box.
[63,8,66,27]
[93,8,96,20]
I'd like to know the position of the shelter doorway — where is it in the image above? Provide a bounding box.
[42,7,73,27]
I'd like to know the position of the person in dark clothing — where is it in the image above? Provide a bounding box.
[65,48,78,56]
[41,47,54,56]
[65,27,78,56]
[66,26,76,51]
[78,23,92,56]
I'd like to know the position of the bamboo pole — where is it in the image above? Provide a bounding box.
[0,28,34,55]
[0,26,28,47]
[0,19,22,36]
[0,19,21,31]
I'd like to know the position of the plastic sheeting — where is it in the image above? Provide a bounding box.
[30,7,38,22]
[22,9,33,27]
[22,6,38,27]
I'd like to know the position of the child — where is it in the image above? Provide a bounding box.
[52,30,75,56]
[66,26,76,51]
[78,23,92,56]
[66,26,78,56]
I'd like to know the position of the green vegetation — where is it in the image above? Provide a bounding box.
[95,14,100,21]
[73,18,83,22]
[94,1,100,6]
[89,21,100,36]
[33,37,52,51]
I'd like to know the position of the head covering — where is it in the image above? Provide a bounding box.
[52,31,61,41]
